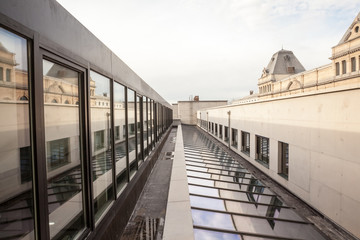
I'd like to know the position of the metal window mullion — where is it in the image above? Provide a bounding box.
[134,95,138,170]
[125,88,130,182]
[85,65,95,230]
[110,79,116,199]
[32,38,50,240]
[139,96,144,162]
[79,68,93,233]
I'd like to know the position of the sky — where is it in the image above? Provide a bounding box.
[56,0,360,103]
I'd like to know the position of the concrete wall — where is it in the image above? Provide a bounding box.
[198,88,360,238]
[177,101,227,125]
[172,104,178,119]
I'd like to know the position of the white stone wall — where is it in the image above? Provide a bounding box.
[177,101,227,125]
[198,88,360,238]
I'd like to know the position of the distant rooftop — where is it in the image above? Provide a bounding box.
[262,49,305,77]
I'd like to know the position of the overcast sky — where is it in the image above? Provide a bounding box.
[56,0,360,103]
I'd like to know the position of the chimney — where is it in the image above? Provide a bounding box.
[250,90,254,95]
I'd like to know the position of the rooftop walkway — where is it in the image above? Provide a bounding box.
[120,125,357,240]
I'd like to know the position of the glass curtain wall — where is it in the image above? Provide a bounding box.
[43,59,86,238]
[114,82,127,194]
[0,27,35,239]
[89,70,114,223]
[127,89,137,178]
[136,95,143,165]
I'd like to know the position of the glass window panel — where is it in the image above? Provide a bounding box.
[0,27,34,239]
[136,95,143,165]
[90,70,114,223]
[194,229,242,240]
[127,89,137,178]
[188,161,206,167]
[192,209,235,230]
[143,97,148,157]
[43,59,85,238]
[189,185,219,197]
[186,165,208,172]
[187,170,211,178]
[233,216,326,240]
[148,99,152,149]
[190,195,225,211]
[114,82,127,194]
[151,100,155,144]
[188,177,214,187]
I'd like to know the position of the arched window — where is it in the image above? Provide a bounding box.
[51,99,58,103]
[76,101,79,105]
[20,96,28,101]
[64,100,70,104]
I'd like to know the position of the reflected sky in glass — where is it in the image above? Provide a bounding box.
[190,195,225,211]
[188,177,214,187]
[194,229,242,240]
[192,209,235,230]
[187,170,211,178]
[189,185,219,197]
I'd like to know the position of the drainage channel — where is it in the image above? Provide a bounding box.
[120,127,177,240]
[181,125,328,240]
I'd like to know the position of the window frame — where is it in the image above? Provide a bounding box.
[241,131,250,155]
[342,60,346,74]
[255,135,270,168]
[278,141,289,179]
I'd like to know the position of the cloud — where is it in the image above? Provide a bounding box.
[56,0,360,102]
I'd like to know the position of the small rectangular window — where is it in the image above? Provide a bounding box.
[224,126,229,143]
[20,146,31,184]
[335,62,340,76]
[351,57,356,72]
[219,124,223,139]
[47,137,70,171]
[94,130,105,151]
[215,124,218,136]
[231,128,238,148]
[6,69,11,82]
[279,142,289,179]
[342,60,346,74]
[115,126,120,140]
[256,135,269,167]
[0,67,3,81]
[287,66,295,73]
[211,122,214,134]
[123,125,127,137]
[241,131,250,155]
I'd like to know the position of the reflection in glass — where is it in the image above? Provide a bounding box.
[148,99,153,149]
[152,100,156,142]
[90,70,114,223]
[136,95,143,165]
[194,229,242,240]
[188,185,219,197]
[190,196,225,211]
[43,60,85,238]
[233,216,325,239]
[192,209,235,230]
[143,97,148,157]
[114,82,127,194]
[128,89,137,178]
[188,177,214,187]
[0,27,34,239]
[187,170,211,178]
